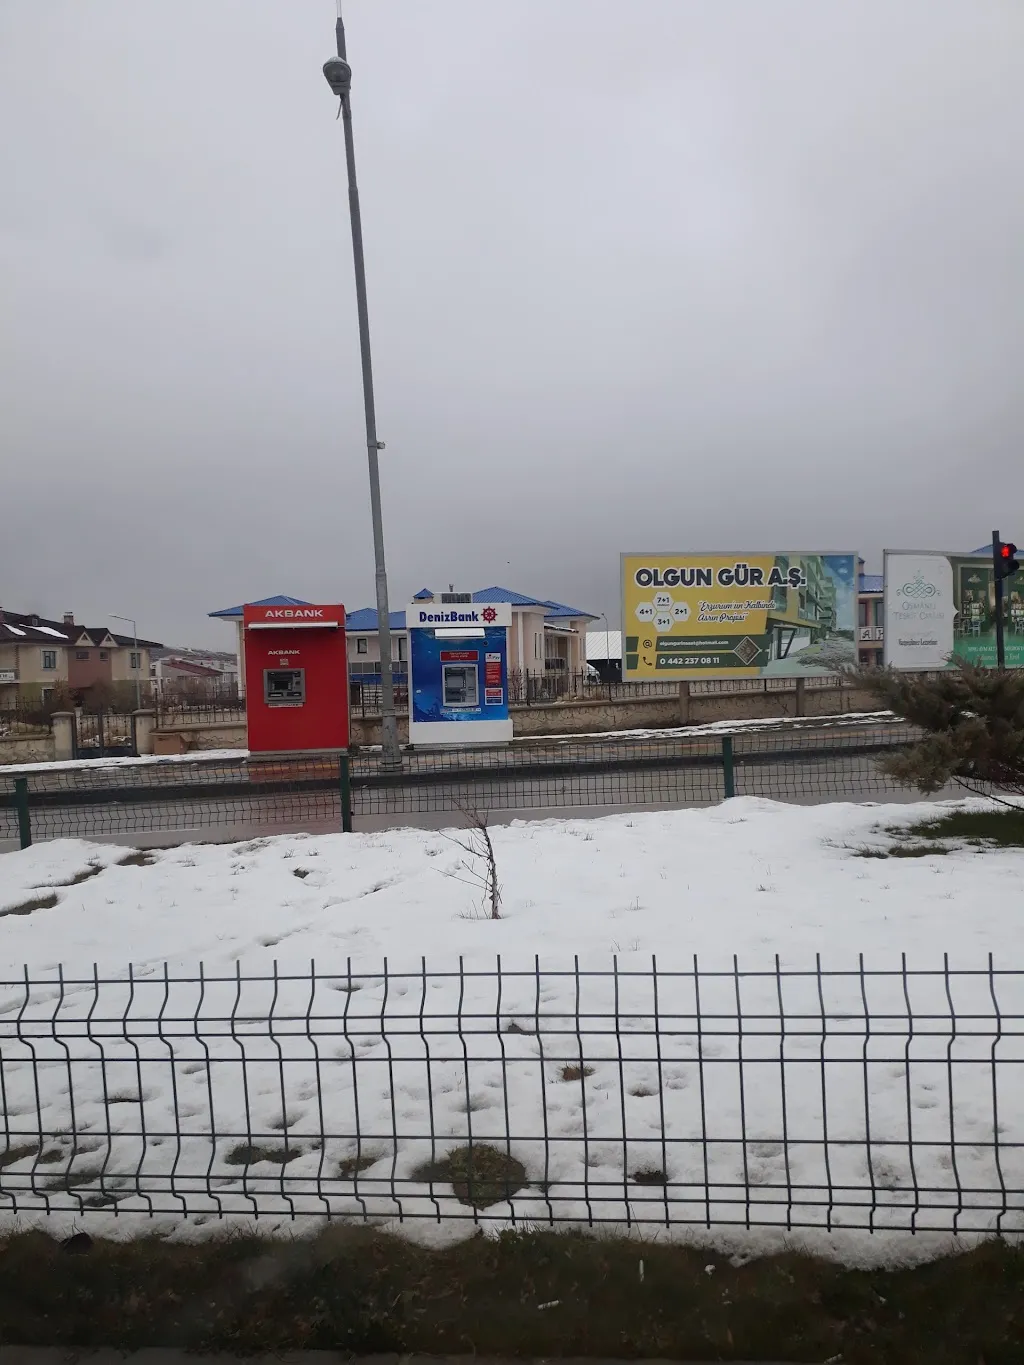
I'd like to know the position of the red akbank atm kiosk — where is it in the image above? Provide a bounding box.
[243,603,350,755]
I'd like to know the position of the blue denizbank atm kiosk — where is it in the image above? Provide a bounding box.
[407,600,512,745]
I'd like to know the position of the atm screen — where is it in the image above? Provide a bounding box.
[264,668,305,705]
[442,662,479,708]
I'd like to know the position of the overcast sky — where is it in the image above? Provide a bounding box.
[2,1,1022,647]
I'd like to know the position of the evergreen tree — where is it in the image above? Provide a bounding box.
[856,661,1024,801]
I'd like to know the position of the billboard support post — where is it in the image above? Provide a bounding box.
[993,529,1006,671]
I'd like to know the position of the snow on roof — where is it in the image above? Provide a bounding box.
[29,625,68,639]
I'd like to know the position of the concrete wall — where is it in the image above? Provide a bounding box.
[151,722,248,753]
[512,695,681,736]
[0,734,57,765]
[146,681,879,753]
[151,716,411,752]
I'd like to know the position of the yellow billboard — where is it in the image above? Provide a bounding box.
[620,552,857,679]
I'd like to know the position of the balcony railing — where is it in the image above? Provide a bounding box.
[858,626,884,642]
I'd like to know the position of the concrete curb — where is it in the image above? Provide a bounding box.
[0,1354,803,1365]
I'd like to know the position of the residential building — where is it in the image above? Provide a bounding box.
[152,656,231,694]
[857,564,884,666]
[150,649,239,696]
[0,608,161,708]
[0,610,71,707]
[210,587,596,699]
[67,621,161,695]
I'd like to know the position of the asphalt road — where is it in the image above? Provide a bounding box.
[1,738,956,854]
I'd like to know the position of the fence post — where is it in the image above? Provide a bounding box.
[14,777,31,849]
[720,735,735,799]
[339,754,353,833]
[52,711,75,761]
[678,680,691,726]
[133,709,156,755]
[795,677,806,717]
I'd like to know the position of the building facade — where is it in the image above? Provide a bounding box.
[211,587,595,700]
[857,568,884,666]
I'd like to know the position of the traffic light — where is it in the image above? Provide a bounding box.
[995,541,1020,581]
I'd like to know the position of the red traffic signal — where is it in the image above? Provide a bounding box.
[996,541,1019,580]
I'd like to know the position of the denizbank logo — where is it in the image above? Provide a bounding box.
[897,571,938,600]
[418,609,482,624]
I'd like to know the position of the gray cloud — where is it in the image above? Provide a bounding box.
[1,0,1021,645]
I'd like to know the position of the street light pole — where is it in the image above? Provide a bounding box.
[110,613,141,711]
[324,3,402,772]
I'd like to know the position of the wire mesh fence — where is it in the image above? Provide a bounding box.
[2,753,344,844]
[1,721,920,845]
[0,957,1020,1232]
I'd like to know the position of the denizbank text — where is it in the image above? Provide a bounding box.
[417,609,482,624]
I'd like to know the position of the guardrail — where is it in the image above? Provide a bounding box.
[2,718,915,847]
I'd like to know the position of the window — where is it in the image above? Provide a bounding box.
[858,601,868,628]
[396,635,406,662]
[76,649,90,660]
[99,650,109,661]
[130,652,141,670]
[356,638,368,655]
[40,686,54,701]
[41,650,57,671]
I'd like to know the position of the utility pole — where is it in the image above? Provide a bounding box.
[324,4,402,770]
[111,613,141,710]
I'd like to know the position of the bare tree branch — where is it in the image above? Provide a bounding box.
[439,801,502,919]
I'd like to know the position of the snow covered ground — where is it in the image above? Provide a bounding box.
[1,796,1022,1265]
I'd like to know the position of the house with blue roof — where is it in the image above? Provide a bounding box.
[210,587,595,698]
